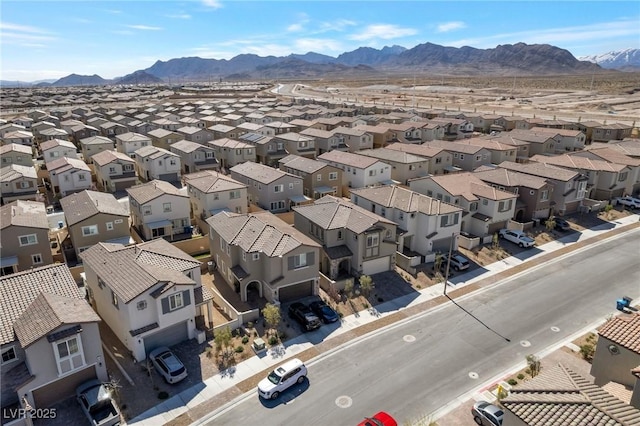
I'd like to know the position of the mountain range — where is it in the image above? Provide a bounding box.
[2,43,636,88]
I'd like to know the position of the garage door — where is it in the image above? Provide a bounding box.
[143,321,188,355]
[32,365,96,408]
[278,281,313,303]
[362,256,390,275]
[432,237,453,253]
[158,173,179,182]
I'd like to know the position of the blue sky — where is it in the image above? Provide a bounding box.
[1,1,639,81]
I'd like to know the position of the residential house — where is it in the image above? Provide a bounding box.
[0,200,53,275]
[0,164,39,205]
[299,128,345,156]
[134,145,181,183]
[351,185,462,257]
[317,150,392,190]
[230,162,307,212]
[0,123,26,139]
[358,148,430,184]
[498,161,589,215]
[79,135,114,163]
[354,124,394,149]
[494,115,523,132]
[461,137,519,164]
[115,132,151,158]
[385,143,453,175]
[209,124,238,140]
[293,196,397,278]
[418,122,446,141]
[147,128,182,150]
[176,126,214,144]
[592,123,633,142]
[40,128,71,144]
[184,170,247,230]
[47,157,92,197]
[237,133,282,166]
[430,117,474,140]
[127,179,190,240]
[80,239,213,362]
[529,154,631,200]
[574,146,640,197]
[530,126,587,152]
[384,122,425,144]
[206,211,320,302]
[331,127,374,152]
[409,172,517,237]
[0,143,33,167]
[507,129,565,157]
[60,190,130,257]
[501,363,640,425]
[209,138,256,170]
[99,121,128,139]
[63,123,100,144]
[236,122,272,137]
[279,154,343,199]
[2,130,35,146]
[40,139,78,164]
[92,150,137,193]
[274,132,316,159]
[474,166,553,221]
[0,264,107,411]
[170,140,219,174]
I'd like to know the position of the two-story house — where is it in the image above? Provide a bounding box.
[80,239,213,362]
[530,127,587,152]
[91,150,138,193]
[206,211,321,303]
[331,126,374,153]
[60,190,130,257]
[591,123,633,142]
[274,132,316,159]
[279,154,344,199]
[358,148,430,184]
[184,170,248,229]
[317,150,392,190]
[170,140,219,175]
[293,196,398,278]
[1,163,39,205]
[237,133,282,166]
[230,161,307,212]
[147,128,183,150]
[47,157,92,197]
[1,130,35,146]
[578,146,640,196]
[40,139,78,164]
[79,135,114,163]
[177,126,214,144]
[127,179,190,240]
[134,145,181,183]
[0,264,107,411]
[0,143,33,168]
[0,200,53,275]
[385,143,453,175]
[115,132,151,158]
[350,185,463,257]
[208,138,256,170]
[409,172,518,237]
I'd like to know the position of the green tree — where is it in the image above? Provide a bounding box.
[526,354,541,377]
[262,303,281,337]
[433,252,443,272]
[359,275,374,298]
[214,326,233,362]
[545,217,556,232]
[344,278,354,298]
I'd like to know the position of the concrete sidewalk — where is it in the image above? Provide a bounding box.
[128,214,640,425]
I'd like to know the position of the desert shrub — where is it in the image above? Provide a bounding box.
[517,373,525,380]
[580,343,595,362]
[247,321,254,329]
[241,336,249,344]
[235,345,244,353]
[279,331,288,341]
[508,378,518,386]
[268,336,279,345]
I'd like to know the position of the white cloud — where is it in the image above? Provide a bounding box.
[166,13,191,20]
[294,38,343,53]
[318,19,357,33]
[126,25,163,31]
[0,22,50,34]
[287,23,304,32]
[437,21,466,33]
[105,9,122,14]
[202,0,223,9]
[349,24,418,41]
[0,22,56,46]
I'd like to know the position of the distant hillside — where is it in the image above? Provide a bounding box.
[579,48,640,70]
[116,70,163,85]
[227,59,378,80]
[336,45,408,66]
[51,74,110,87]
[287,52,336,64]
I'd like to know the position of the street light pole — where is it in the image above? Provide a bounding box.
[443,233,456,296]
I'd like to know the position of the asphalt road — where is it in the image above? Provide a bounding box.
[200,229,640,426]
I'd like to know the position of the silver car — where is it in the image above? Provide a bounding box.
[149,346,188,384]
[471,400,503,426]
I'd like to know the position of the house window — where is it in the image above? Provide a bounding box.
[337,230,343,240]
[54,335,85,376]
[137,300,147,310]
[82,225,98,236]
[618,172,628,182]
[206,151,214,158]
[236,149,242,155]
[163,202,172,212]
[274,184,283,193]
[31,253,43,265]
[441,213,459,227]
[409,164,416,171]
[19,234,37,246]
[576,181,587,199]
[498,200,513,212]
[78,174,87,181]
[293,253,307,268]
[365,233,379,257]
[252,252,260,260]
[109,167,116,174]
[289,182,294,189]
[470,202,478,211]
[143,205,152,215]
[19,181,30,189]
[270,200,285,210]
[106,222,114,231]
[229,190,241,199]
[1,346,17,365]
[111,290,119,309]
[369,169,376,177]
[317,174,322,181]
[242,251,246,261]
[169,293,183,311]
[329,172,338,180]
[459,154,465,160]
[169,159,177,165]
[540,190,549,201]
[435,158,442,164]
[482,199,488,206]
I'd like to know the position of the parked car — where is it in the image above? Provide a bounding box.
[288,302,322,331]
[551,217,571,232]
[442,253,471,271]
[76,379,121,426]
[309,300,339,323]
[616,196,640,209]
[357,411,398,426]
[149,346,188,384]
[257,358,307,400]
[498,229,535,248]
[471,400,504,425]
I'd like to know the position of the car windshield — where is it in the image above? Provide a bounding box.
[160,352,183,372]
[522,236,534,242]
[267,370,282,384]
[321,306,334,316]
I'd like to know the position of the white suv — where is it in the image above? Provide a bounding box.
[616,196,640,209]
[498,229,535,248]
[258,358,307,400]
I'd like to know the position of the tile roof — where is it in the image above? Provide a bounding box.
[210,138,253,149]
[230,162,299,184]
[473,167,548,190]
[47,156,91,172]
[279,155,328,173]
[598,312,640,354]
[206,211,320,256]
[91,149,135,166]
[13,292,100,348]
[79,135,114,146]
[530,154,627,173]
[126,179,187,204]
[0,264,82,345]
[317,150,382,169]
[171,139,212,153]
[79,239,200,303]
[0,143,32,155]
[571,147,640,167]
[358,148,427,164]
[386,142,445,158]
[293,196,396,233]
[502,363,640,425]
[184,170,246,193]
[498,161,579,182]
[351,185,461,215]
[40,138,76,151]
[0,164,37,181]
[115,132,150,143]
[0,200,48,230]
[135,145,179,159]
[60,190,129,226]
[425,172,516,201]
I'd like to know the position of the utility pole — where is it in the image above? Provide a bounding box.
[443,233,456,296]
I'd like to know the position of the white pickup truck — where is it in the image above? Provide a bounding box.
[616,196,640,209]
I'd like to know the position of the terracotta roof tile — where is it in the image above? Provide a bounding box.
[598,312,640,354]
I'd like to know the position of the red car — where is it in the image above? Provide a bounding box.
[357,411,398,426]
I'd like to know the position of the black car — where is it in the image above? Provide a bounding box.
[288,302,322,331]
[309,300,339,323]
[552,217,571,231]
